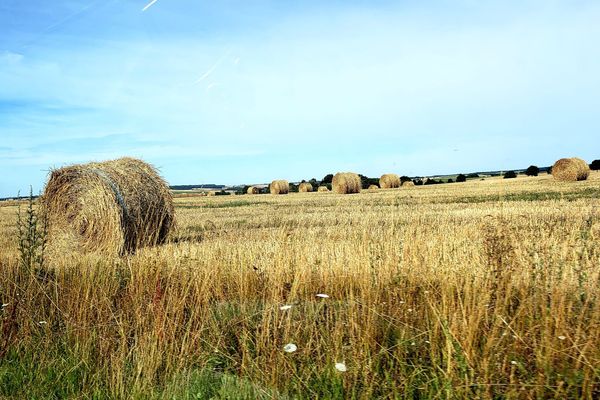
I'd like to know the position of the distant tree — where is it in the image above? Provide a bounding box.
[503,171,517,179]
[414,179,424,186]
[447,178,454,183]
[525,165,539,176]
[590,160,600,170]
[321,174,334,184]
[547,166,553,174]
[309,178,319,188]
[358,174,378,189]
[400,176,412,183]
[456,174,467,183]
[289,183,299,193]
[467,173,479,178]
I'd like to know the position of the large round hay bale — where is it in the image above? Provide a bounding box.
[552,157,590,181]
[270,180,289,194]
[379,173,400,189]
[318,186,329,192]
[41,157,174,255]
[298,182,313,192]
[368,184,379,190]
[332,172,361,194]
[247,186,260,195]
[401,180,415,187]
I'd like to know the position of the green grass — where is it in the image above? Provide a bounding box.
[447,187,600,204]
[176,200,267,209]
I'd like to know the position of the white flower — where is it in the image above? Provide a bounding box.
[510,360,518,365]
[283,343,297,353]
[316,294,329,298]
[557,335,566,340]
[335,362,347,372]
[411,342,416,346]
[38,321,47,325]
[1,303,8,308]
[279,305,293,311]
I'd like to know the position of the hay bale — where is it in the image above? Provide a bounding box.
[401,180,415,187]
[298,182,313,193]
[318,186,329,192]
[270,180,289,194]
[207,191,217,196]
[247,186,260,195]
[368,184,379,190]
[379,174,400,189]
[332,172,361,194]
[552,157,590,181]
[41,157,174,255]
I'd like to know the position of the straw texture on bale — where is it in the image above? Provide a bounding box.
[270,180,289,194]
[552,158,590,181]
[401,180,415,187]
[42,157,174,255]
[379,174,400,189]
[318,186,329,192]
[247,186,260,195]
[332,172,361,194]
[368,185,379,190]
[298,182,313,193]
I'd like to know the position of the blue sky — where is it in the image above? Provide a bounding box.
[1,0,599,197]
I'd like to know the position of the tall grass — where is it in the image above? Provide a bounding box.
[0,173,598,398]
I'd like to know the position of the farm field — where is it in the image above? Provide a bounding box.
[0,172,599,399]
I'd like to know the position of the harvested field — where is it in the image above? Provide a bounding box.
[0,172,599,399]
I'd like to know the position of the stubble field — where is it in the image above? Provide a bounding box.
[0,172,599,399]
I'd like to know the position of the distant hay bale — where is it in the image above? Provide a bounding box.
[552,157,590,181]
[368,184,379,190]
[270,180,289,194]
[318,186,329,192]
[41,157,174,255]
[298,182,313,192]
[401,180,415,187]
[332,172,361,194]
[247,186,260,195]
[207,191,217,196]
[379,174,400,189]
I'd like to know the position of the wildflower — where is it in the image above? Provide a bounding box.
[557,335,566,341]
[38,321,47,325]
[283,343,297,353]
[335,362,347,372]
[316,294,329,299]
[1,303,8,308]
[510,360,518,365]
[279,305,293,311]
[411,342,416,346]
[425,340,431,344]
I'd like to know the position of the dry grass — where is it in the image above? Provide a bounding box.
[0,171,599,398]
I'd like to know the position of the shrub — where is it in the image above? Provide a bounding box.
[590,160,600,170]
[503,171,517,179]
[456,174,467,183]
[525,165,539,176]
